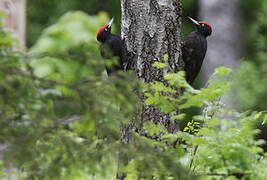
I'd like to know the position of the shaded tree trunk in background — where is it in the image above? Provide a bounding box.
[0,0,26,48]
[0,1,25,179]
[199,0,242,86]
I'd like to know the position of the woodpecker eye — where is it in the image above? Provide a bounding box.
[104,28,108,32]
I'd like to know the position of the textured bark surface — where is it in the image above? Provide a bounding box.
[199,0,242,86]
[121,0,182,126]
[118,1,183,177]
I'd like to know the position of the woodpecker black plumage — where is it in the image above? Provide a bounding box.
[97,17,127,75]
[182,17,212,85]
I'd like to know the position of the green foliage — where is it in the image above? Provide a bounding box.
[144,62,266,179]
[152,62,168,69]
[29,11,110,80]
[26,0,121,47]
[229,0,267,112]
[143,122,167,136]
[183,120,200,134]
[181,0,198,37]
[0,161,5,178]
[180,0,267,113]
[263,114,267,125]
[195,111,266,180]
[0,11,140,179]
[1,8,267,180]
[230,58,267,111]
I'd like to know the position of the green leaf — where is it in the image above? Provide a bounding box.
[143,122,167,136]
[153,62,167,69]
[254,112,262,120]
[145,97,155,105]
[262,114,267,125]
[163,54,169,62]
[215,66,232,75]
[208,118,220,127]
[170,114,186,121]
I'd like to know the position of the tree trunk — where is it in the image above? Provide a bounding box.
[199,0,243,110]
[118,0,183,178]
[0,1,25,179]
[199,0,242,86]
[121,0,182,127]
[0,0,26,48]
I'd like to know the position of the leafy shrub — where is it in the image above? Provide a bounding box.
[0,11,266,180]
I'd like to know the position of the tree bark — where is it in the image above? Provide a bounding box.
[118,0,183,178]
[199,0,242,86]
[121,0,182,127]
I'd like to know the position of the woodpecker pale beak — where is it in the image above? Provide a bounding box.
[188,17,200,26]
[107,17,114,29]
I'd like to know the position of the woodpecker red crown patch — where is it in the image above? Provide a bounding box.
[199,21,212,32]
[97,25,108,40]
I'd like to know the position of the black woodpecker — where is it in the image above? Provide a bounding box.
[96,17,127,75]
[182,17,212,85]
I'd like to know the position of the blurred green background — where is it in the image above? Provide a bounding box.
[27,0,121,47]
[26,0,267,149]
[26,0,267,110]
[0,0,265,178]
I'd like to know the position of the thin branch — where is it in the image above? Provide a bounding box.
[0,67,102,109]
[0,67,69,86]
[203,172,252,177]
[57,115,82,125]
[0,52,103,61]
[0,66,100,91]
[189,145,199,172]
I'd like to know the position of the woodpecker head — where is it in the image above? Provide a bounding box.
[97,17,114,42]
[188,17,212,37]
